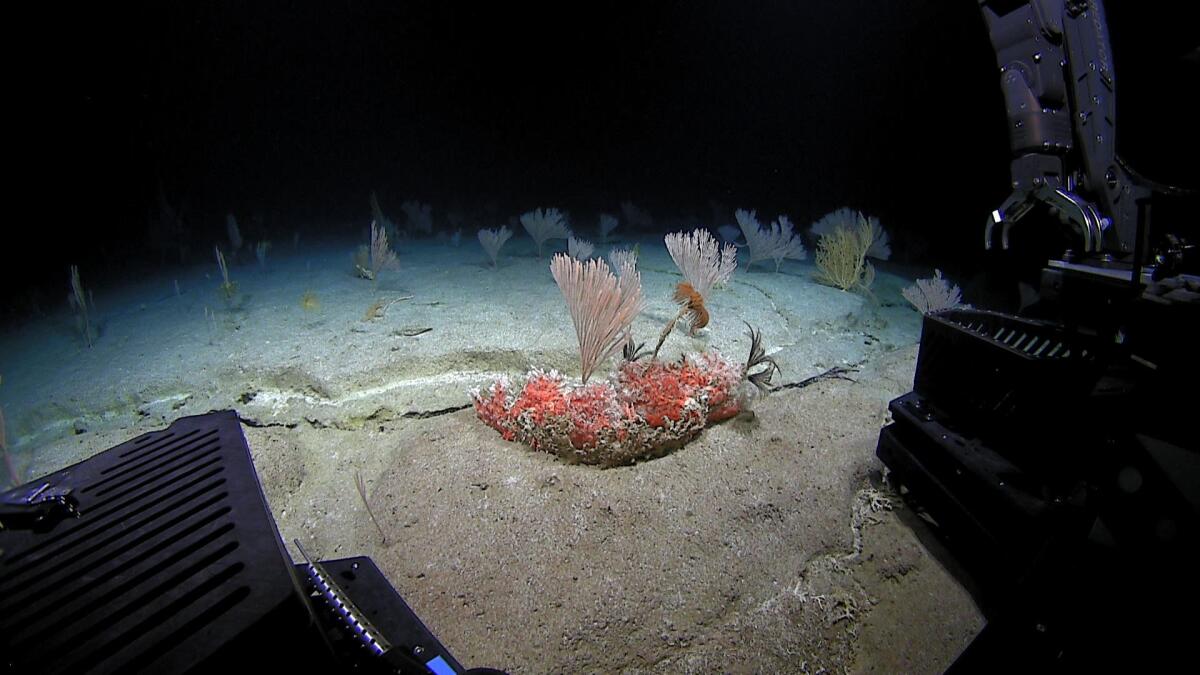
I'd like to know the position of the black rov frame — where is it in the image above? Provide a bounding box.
[0,410,502,675]
[877,300,1197,670]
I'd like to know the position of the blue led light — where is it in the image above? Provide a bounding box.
[424,654,456,675]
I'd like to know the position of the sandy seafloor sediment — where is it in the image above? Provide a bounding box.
[1,234,982,672]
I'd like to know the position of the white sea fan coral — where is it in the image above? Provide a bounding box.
[735,209,806,272]
[811,207,855,239]
[862,214,891,261]
[568,235,595,260]
[607,247,638,278]
[901,269,968,314]
[664,228,737,298]
[477,226,513,268]
[812,207,890,261]
[598,213,619,242]
[520,207,571,257]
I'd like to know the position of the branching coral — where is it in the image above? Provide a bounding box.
[474,222,778,467]
[813,214,876,292]
[551,253,644,384]
[520,207,570,258]
[664,229,737,297]
[656,228,734,356]
[901,269,969,314]
[477,226,513,268]
[69,265,94,347]
[735,209,806,272]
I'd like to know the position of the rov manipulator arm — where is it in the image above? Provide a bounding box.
[977,0,1190,273]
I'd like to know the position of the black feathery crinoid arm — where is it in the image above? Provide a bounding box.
[743,321,780,392]
[623,336,651,363]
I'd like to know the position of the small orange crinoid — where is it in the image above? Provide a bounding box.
[673,282,709,332]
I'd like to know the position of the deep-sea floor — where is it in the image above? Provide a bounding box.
[0,233,981,671]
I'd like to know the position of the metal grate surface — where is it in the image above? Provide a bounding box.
[911,308,1104,435]
[0,411,299,674]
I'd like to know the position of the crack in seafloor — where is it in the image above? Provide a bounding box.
[730,277,795,345]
